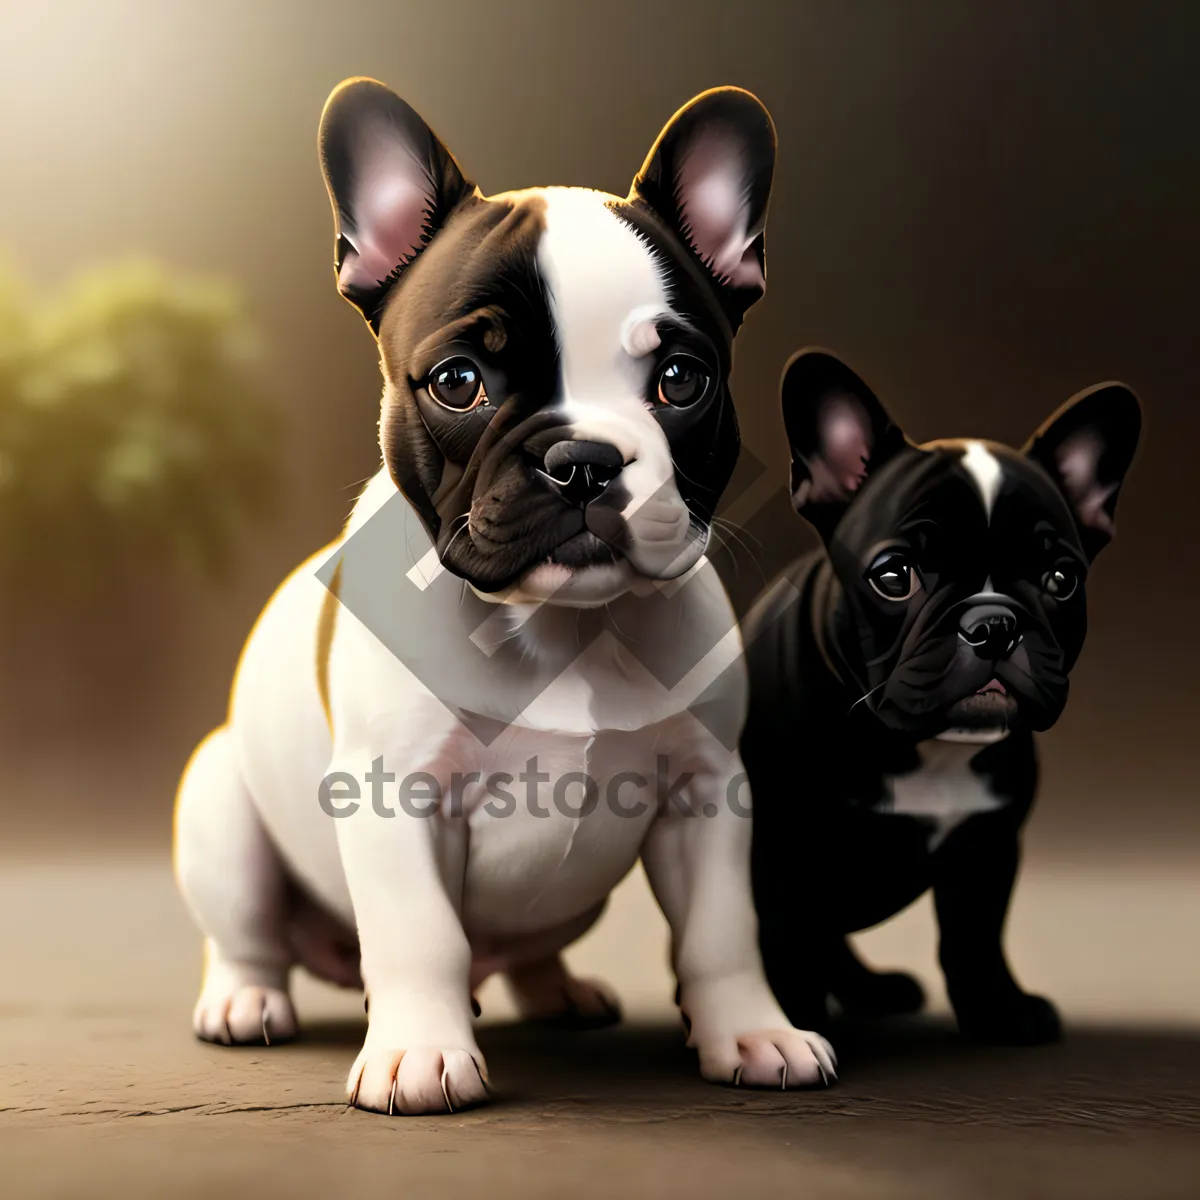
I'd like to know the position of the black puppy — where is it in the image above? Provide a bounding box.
[741,349,1140,1045]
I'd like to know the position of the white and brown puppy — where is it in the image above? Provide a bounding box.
[174,78,834,1115]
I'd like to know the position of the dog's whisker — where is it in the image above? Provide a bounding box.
[711,515,762,556]
[439,514,472,565]
[846,680,887,716]
[670,456,708,491]
[603,602,634,644]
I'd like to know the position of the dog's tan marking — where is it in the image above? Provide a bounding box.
[316,556,343,735]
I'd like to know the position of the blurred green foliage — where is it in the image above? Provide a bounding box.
[0,257,280,587]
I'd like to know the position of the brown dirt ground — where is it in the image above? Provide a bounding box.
[3,858,1198,1199]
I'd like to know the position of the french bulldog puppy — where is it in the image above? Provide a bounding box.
[174,78,835,1116]
[741,349,1140,1046]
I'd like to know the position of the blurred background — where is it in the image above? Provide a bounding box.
[0,0,1195,864]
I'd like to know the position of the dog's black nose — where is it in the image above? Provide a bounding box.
[535,440,624,507]
[958,603,1021,660]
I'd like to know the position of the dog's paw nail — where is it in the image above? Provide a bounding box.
[706,1028,835,1090]
[348,1045,489,1115]
[195,985,296,1047]
[472,1055,491,1095]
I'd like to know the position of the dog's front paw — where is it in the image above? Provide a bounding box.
[193,985,297,1046]
[698,1028,837,1089]
[954,992,1062,1046]
[347,1044,490,1115]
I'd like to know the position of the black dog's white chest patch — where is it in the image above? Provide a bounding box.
[877,737,1009,849]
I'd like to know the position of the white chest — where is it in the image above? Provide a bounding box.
[457,721,682,937]
[880,737,1008,850]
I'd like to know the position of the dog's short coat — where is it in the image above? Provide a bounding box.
[174,79,834,1116]
[741,349,1141,1046]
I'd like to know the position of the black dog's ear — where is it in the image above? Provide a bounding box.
[630,87,776,329]
[780,349,910,537]
[1023,382,1141,561]
[319,78,477,331]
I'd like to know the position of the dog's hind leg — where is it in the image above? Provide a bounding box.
[505,954,622,1031]
[492,904,621,1030]
[827,936,925,1019]
[174,727,298,1045]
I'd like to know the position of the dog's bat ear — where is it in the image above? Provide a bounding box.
[319,78,477,331]
[1023,382,1141,561]
[630,87,776,329]
[780,349,910,537]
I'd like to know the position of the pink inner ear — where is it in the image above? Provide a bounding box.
[800,396,873,504]
[338,124,435,296]
[675,130,764,292]
[1057,430,1118,534]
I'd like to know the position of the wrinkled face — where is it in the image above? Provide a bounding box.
[830,441,1088,737]
[318,79,776,607]
[781,350,1140,741]
[376,187,739,606]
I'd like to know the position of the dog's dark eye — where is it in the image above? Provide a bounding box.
[427,358,488,411]
[866,552,921,601]
[1043,564,1079,601]
[656,356,712,408]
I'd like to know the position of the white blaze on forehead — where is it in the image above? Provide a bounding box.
[536,188,673,414]
[534,187,698,582]
[961,440,1004,520]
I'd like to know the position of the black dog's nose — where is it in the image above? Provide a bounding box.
[535,440,624,507]
[958,602,1021,660]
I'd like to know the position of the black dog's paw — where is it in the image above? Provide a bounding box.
[954,992,1062,1046]
[833,970,926,1019]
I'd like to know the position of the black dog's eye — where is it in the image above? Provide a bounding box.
[656,355,712,408]
[866,552,921,601]
[1043,564,1079,601]
[427,357,488,411]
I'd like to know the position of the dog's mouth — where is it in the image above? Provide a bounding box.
[543,530,623,569]
[874,615,1071,737]
[502,530,632,604]
[941,678,1020,730]
[875,670,1025,737]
